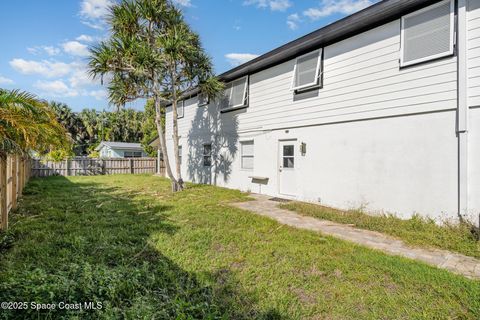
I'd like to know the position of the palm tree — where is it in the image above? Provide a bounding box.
[50,101,89,154]
[88,0,222,191]
[0,89,70,157]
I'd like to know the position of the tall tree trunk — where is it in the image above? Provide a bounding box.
[171,99,183,191]
[153,96,177,189]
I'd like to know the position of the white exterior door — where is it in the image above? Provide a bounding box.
[278,140,296,196]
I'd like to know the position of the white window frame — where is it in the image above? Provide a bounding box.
[197,92,209,107]
[291,49,323,91]
[240,140,254,170]
[177,100,184,119]
[400,0,455,67]
[221,76,249,112]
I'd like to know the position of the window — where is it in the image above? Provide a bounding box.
[124,151,142,158]
[220,76,248,111]
[178,145,182,165]
[291,49,322,91]
[400,0,454,67]
[240,141,254,170]
[198,93,209,107]
[282,145,294,168]
[177,100,184,119]
[203,144,212,167]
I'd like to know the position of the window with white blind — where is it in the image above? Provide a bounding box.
[291,49,322,91]
[177,100,184,119]
[240,141,254,170]
[197,93,209,107]
[220,76,248,111]
[400,0,454,67]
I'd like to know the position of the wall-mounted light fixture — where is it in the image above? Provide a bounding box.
[300,142,307,156]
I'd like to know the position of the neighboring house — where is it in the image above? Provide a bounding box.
[96,141,147,158]
[153,0,480,225]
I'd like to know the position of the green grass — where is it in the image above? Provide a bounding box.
[280,201,480,259]
[0,175,479,319]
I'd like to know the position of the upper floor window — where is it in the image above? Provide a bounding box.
[198,92,209,107]
[220,76,248,112]
[400,0,454,67]
[291,49,322,91]
[177,100,184,119]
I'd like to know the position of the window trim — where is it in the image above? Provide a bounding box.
[400,0,455,68]
[197,93,209,107]
[177,100,185,119]
[291,49,323,91]
[240,140,254,171]
[124,151,142,158]
[220,76,249,112]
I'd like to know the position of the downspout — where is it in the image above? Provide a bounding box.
[457,0,469,221]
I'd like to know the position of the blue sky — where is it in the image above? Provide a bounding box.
[0,0,376,111]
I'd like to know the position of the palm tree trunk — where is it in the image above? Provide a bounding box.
[153,96,177,189]
[171,99,183,191]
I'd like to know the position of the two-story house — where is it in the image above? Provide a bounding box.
[157,0,480,225]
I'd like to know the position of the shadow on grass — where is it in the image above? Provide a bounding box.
[0,176,283,319]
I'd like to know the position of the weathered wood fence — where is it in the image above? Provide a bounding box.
[0,155,31,230]
[31,157,165,177]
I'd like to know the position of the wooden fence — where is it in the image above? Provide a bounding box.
[0,155,31,230]
[31,157,164,177]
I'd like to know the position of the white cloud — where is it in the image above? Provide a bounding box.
[172,0,192,7]
[0,75,14,85]
[225,53,259,66]
[304,0,374,20]
[80,0,112,30]
[269,0,292,11]
[9,59,73,78]
[81,20,105,30]
[80,0,112,19]
[244,0,292,11]
[43,46,61,56]
[34,80,78,97]
[287,13,301,30]
[27,46,61,56]
[69,68,95,88]
[87,89,107,100]
[76,34,94,42]
[62,41,90,57]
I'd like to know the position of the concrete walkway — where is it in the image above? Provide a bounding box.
[231,194,480,280]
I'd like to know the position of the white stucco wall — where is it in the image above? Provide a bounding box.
[469,108,480,225]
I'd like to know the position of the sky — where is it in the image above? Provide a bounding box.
[0,0,377,112]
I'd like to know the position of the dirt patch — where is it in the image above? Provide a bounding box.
[291,287,317,305]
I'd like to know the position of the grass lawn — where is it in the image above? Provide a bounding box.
[0,175,479,319]
[280,202,480,259]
